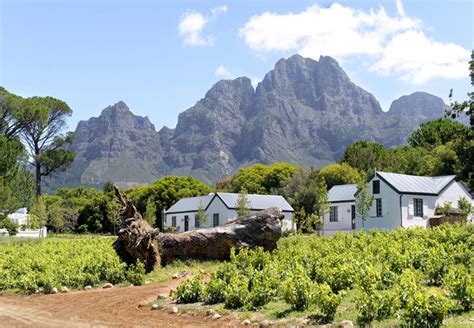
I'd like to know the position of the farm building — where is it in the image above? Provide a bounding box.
[322,171,473,234]
[165,192,295,232]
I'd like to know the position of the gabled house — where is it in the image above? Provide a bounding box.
[164,192,295,232]
[7,208,30,226]
[324,171,473,232]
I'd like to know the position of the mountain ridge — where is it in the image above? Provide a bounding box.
[45,55,447,191]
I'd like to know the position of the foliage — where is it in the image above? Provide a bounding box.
[341,140,385,174]
[236,188,251,217]
[319,162,364,190]
[408,118,470,149]
[144,197,157,227]
[0,237,143,293]
[125,261,145,286]
[174,224,473,325]
[30,196,47,228]
[195,202,208,227]
[355,181,373,228]
[458,197,473,220]
[174,273,204,303]
[226,162,300,194]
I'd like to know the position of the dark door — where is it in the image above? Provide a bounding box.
[351,205,356,229]
[184,215,189,231]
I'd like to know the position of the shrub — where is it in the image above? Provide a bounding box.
[443,265,473,313]
[174,274,204,303]
[247,269,274,309]
[314,283,344,323]
[125,261,145,286]
[224,275,249,309]
[401,288,451,328]
[204,274,227,304]
[356,289,399,325]
[282,265,314,311]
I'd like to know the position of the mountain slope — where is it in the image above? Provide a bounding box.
[46,55,447,191]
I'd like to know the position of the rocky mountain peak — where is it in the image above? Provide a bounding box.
[388,92,447,118]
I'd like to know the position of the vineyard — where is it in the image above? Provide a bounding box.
[0,236,145,293]
[174,224,474,327]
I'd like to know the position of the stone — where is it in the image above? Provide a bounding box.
[157,293,167,299]
[259,320,272,328]
[84,285,92,291]
[212,313,221,320]
[51,287,58,294]
[242,319,251,325]
[144,281,151,285]
[169,306,179,314]
[60,287,69,293]
[206,309,216,316]
[171,273,180,279]
[339,320,354,328]
[152,304,159,310]
[102,283,113,289]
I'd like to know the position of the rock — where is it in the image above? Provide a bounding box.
[152,304,159,310]
[242,319,251,325]
[171,273,180,279]
[259,320,272,328]
[51,287,58,294]
[144,281,151,285]
[169,306,179,314]
[102,283,113,289]
[84,285,92,291]
[60,287,69,293]
[157,293,167,299]
[206,309,216,316]
[212,313,221,320]
[339,320,354,328]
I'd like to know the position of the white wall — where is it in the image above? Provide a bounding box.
[355,177,402,231]
[323,201,354,233]
[165,196,295,231]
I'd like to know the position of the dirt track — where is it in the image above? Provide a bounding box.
[0,279,239,327]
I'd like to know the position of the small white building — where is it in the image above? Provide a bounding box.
[324,171,473,232]
[7,208,31,226]
[165,192,295,232]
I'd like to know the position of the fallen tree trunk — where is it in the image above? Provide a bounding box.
[112,186,161,273]
[157,207,283,265]
[112,186,283,269]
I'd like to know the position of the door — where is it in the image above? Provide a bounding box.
[184,215,189,231]
[351,205,356,229]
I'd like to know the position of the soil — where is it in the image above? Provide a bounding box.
[0,278,240,327]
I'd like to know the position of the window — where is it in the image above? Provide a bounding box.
[414,198,423,217]
[373,180,380,194]
[329,206,338,222]
[194,214,199,228]
[171,216,177,227]
[213,213,219,227]
[376,198,382,217]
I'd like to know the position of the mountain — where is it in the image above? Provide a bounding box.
[45,55,447,191]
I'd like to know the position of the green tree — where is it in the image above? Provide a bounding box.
[19,96,75,196]
[236,188,251,217]
[196,202,209,226]
[30,196,47,228]
[355,181,374,229]
[342,141,385,174]
[458,197,473,221]
[144,197,157,227]
[408,119,470,149]
[319,162,364,190]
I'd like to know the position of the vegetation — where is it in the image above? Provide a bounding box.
[175,224,473,327]
[318,162,364,190]
[236,188,251,217]
[195,202,209,227]
[0,236,145,293]
[354,181,374,229]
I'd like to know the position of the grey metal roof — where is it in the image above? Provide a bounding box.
[166,195,213,213]
[376,172,456,195]
[166,192,294,213]
[328,184,357,202]
[217,192,294,212]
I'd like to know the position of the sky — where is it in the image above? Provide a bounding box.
[0,0,472,131]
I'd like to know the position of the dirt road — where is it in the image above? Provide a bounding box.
[0,279,239,327]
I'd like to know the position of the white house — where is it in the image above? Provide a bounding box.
[165,192,295,232]
[7,208,30,226]
[324,171,473,232]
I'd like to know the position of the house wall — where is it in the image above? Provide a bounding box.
[323,201,354,234]
[165,196,295,232]
[355,176,402,231]
[401,194,436,228]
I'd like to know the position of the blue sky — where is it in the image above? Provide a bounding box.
[1,0,472,131]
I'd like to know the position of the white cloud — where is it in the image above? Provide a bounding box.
[179,6,228,46]
[215,65,232,78]
[239,2,470,84]
[396,0,405,17]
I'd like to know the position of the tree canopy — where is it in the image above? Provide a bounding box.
[319,162,364,190]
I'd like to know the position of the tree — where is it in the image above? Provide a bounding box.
[30,196,47,228]
[0,87,26,138]
[355,181,373,229]
[319,162,365,190]
[19,96,75,196]
[196,202,209,226]
[408,119,470,149]
[144,197,157,227]
[342,141,385,174]
[446,50,474,128]
[458,197,473,221]
[236,188,251,217]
